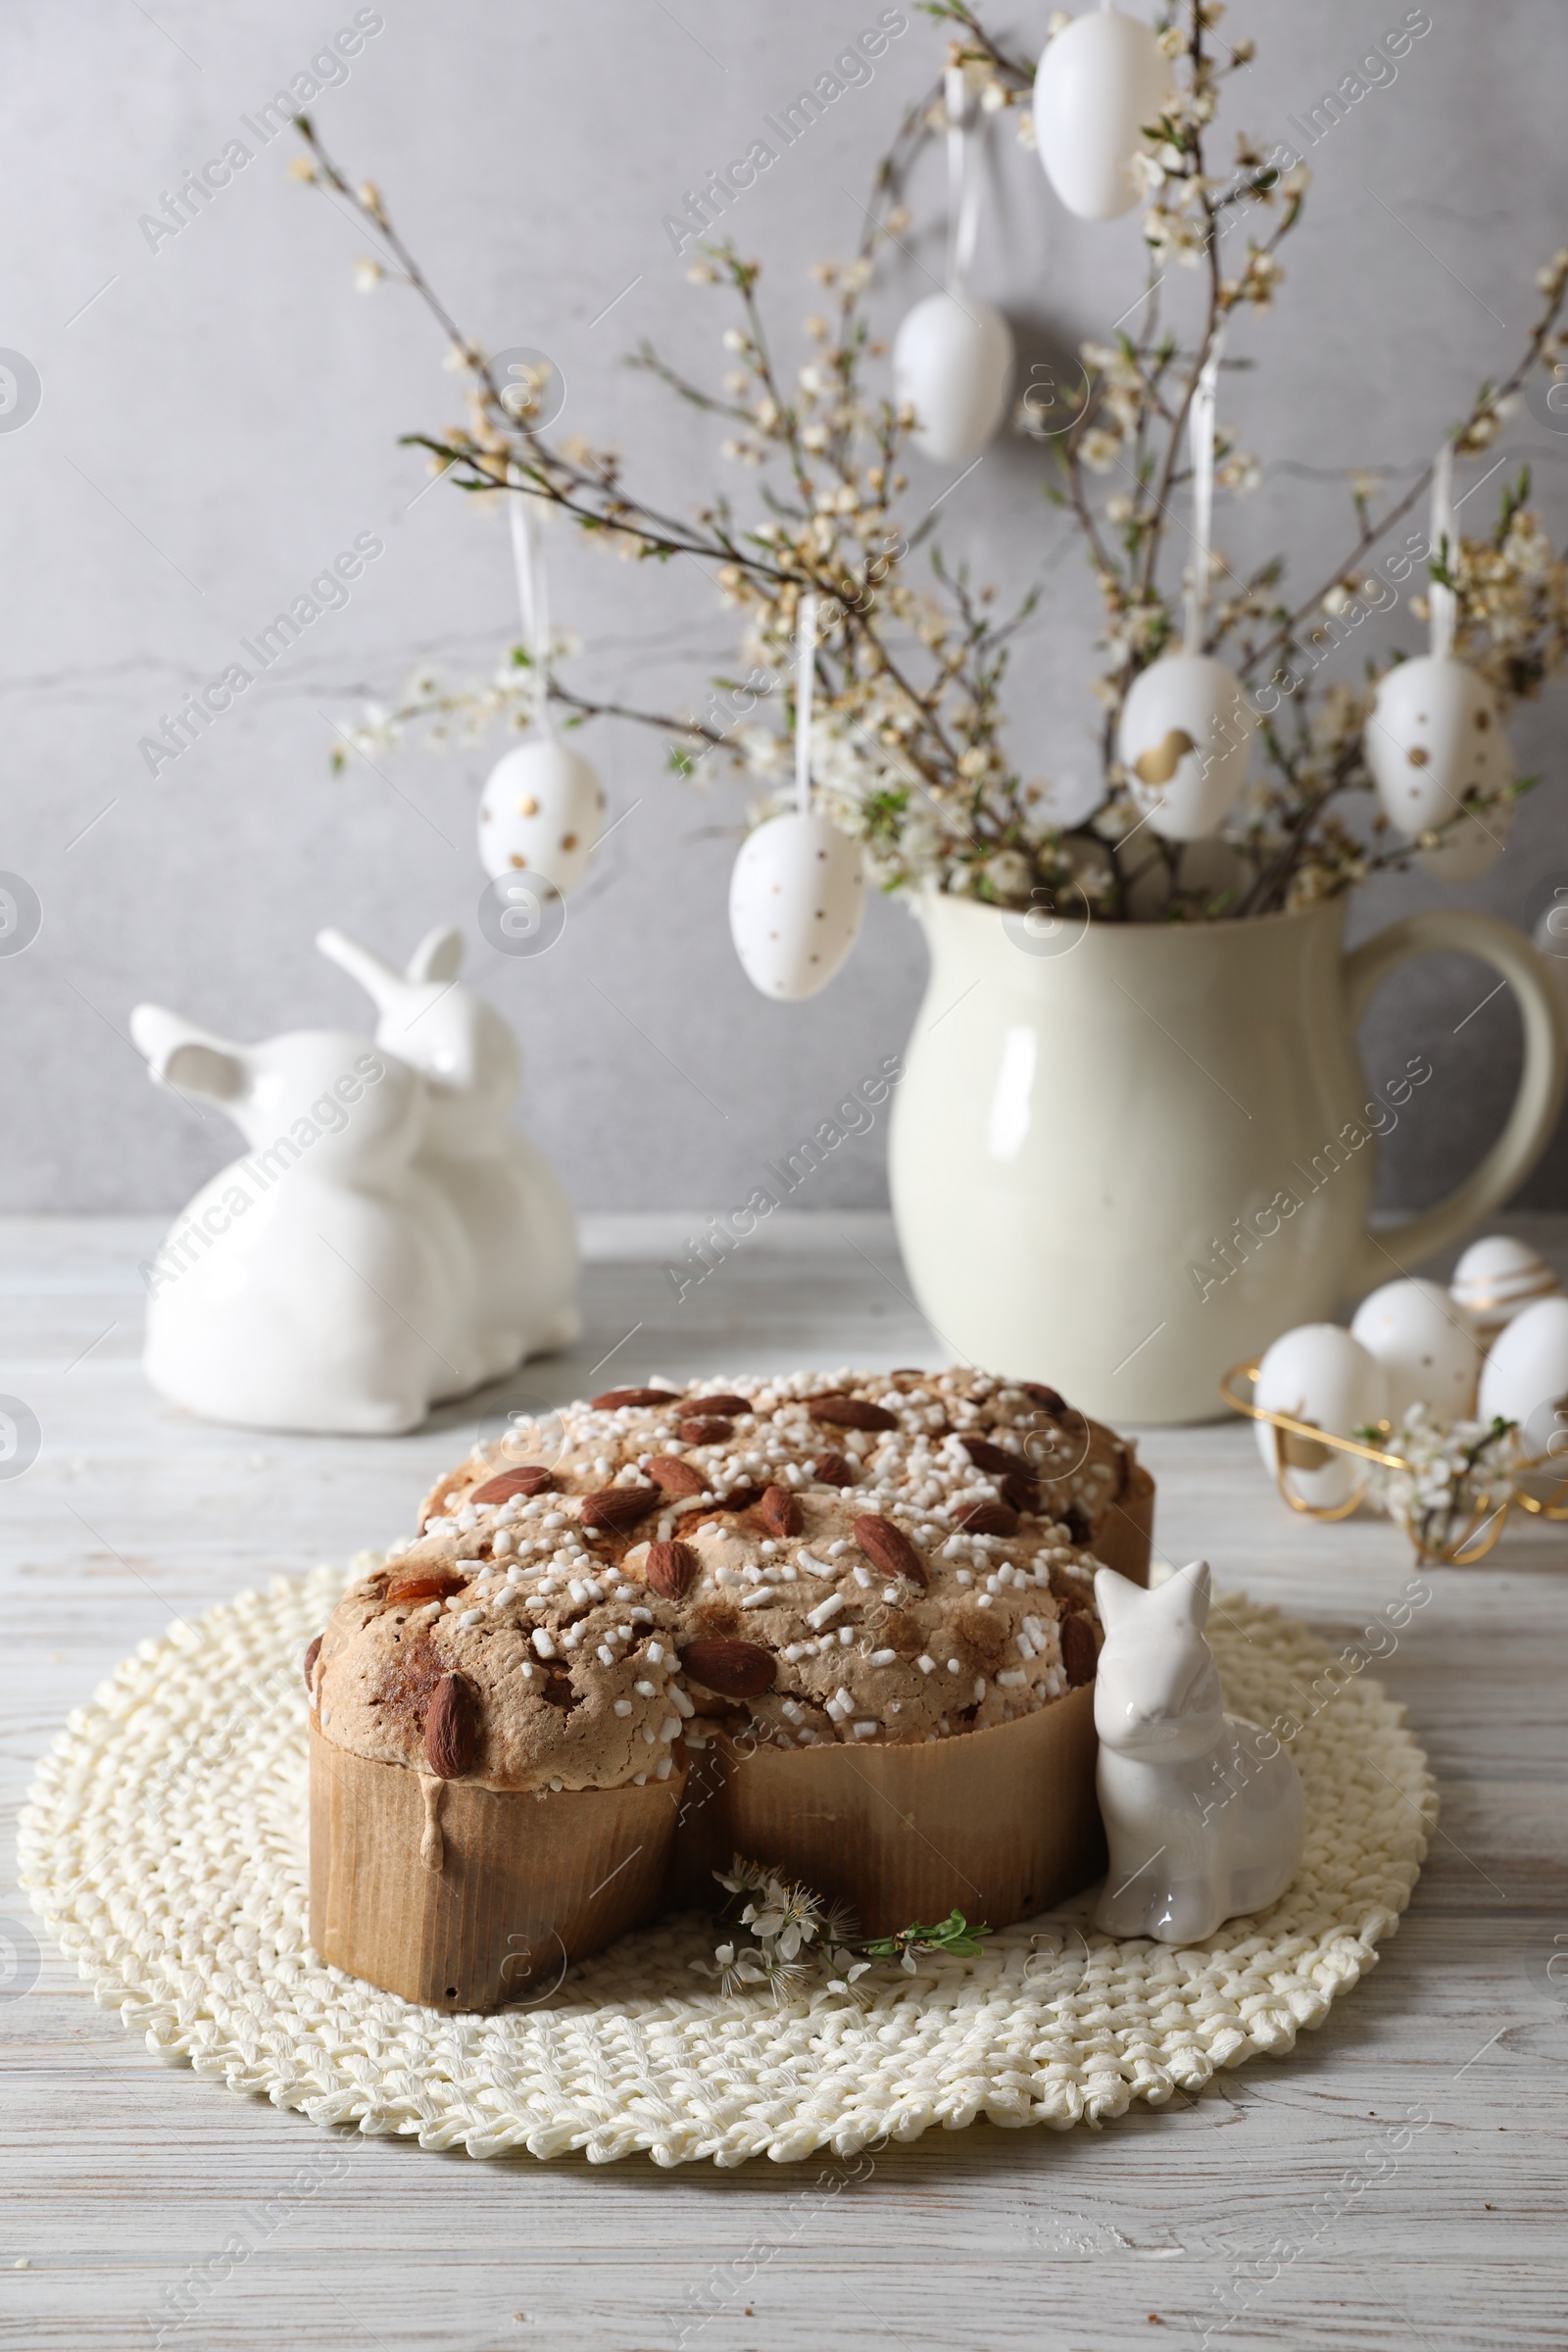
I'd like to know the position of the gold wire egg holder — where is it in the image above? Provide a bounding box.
[1220,1359,1568,1565]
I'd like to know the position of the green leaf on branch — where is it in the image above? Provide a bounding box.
[857,1909,992,1962]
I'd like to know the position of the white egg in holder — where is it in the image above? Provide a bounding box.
[728,593,866,1002]
[1451,1233,1564,1344]
[893,67,1014,467]
[1252,1322,1388,1512]
[478,476,606,897]
[1033,2,1168,221]
[1479,1294,1568,1461]
[1348,1276,1481,1425]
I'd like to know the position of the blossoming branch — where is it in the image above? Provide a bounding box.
[298,0,1568,921]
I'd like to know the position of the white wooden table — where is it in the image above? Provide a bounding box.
[3,1212,1565,2352]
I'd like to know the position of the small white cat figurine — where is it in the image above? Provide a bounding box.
[1093,1561,1305,1944]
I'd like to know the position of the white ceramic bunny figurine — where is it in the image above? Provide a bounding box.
[1093,1562,1305,1944]
[130,1008,482,1433]
[317,925,580,1377]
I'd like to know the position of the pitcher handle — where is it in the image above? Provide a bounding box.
[1343,907,1568,1296]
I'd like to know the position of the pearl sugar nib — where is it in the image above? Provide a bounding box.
[478,740,606,896]
[1032,6,1168,221]
[1348,1276,1481,1424]
[1118,653,1256,841]
[728,810,865,1002]
[1450,1234,1564,1345]
[1364,655,1513,879]
[893,293,1014,467]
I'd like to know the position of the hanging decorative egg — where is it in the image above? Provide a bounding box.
[1451,1234,1564,1345]
[1348,1276,1481,1424]
[1118,654,1256,841]
[1253,1323,1387,1511]
[477,741,606,897]
[729,811,865,1002]
[893,293,1015,466]
[1032,6,1168,221]
[1365,655,1513,875]
[1478,1294,1568,1459]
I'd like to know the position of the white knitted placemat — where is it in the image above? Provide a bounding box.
[20,1565,1435,2169]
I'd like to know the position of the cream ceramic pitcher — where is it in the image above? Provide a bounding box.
[889,894,1568,1423]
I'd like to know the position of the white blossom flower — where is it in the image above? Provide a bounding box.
[1366,1405,1523,1558]
[1217,450,1261,496]
[984,851,1033,900]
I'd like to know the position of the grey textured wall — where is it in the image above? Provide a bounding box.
[4,0,1567,1216]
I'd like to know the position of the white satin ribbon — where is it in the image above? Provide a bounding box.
[508,464,555,739]
[796,591,817,814]
[1183,331,1224,655]
[945,67,985,298]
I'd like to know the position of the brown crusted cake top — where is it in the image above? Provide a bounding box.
[311,1367,1133,1794]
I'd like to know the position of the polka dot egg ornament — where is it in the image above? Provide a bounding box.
[729,591,866,1001]
[477,474,606,899]
[728,809,865,1000]
[477,739,605,897]
[19,1565,1435,2168]
[1365,656,1512,858]
[1365,441,1514,881]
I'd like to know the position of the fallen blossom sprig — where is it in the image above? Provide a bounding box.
[697,1855,990,2001]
